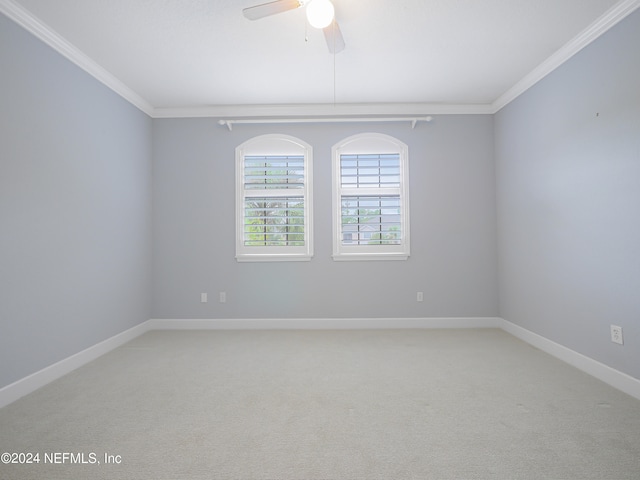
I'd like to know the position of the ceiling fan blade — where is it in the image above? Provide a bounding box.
[242,0,302,21]
[323,19,345,54]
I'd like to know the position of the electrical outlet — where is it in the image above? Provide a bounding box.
[610,325,623,345]
[200,293,208,303]
[417,292,424,302]
[219,292,227,303]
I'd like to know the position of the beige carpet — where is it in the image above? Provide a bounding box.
[1,328,639,479]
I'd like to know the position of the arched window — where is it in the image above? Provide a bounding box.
[236,134,313,262]
[332,133,410,260]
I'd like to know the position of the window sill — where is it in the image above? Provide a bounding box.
[236,254,313,263]
[332,253,409,262]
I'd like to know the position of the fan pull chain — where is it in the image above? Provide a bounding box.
[304,17,308,42]
[333,20,337,105]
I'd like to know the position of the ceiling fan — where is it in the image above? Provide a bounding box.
[243,0,346,54]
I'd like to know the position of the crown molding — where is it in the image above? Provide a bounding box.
[3,0,639,119]
[152,102,494,119]
[0,0,155,117]
[492,0,640,113]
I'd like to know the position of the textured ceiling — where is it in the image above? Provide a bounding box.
[3,0,633,115]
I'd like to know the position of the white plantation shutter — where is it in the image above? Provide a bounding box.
[243,156,305,247]
[340,153,402,246]
[244,155,305,191]
[332,134,409,260]
[236,136,313,261]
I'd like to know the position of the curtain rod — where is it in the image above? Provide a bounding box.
[217,116,433,131]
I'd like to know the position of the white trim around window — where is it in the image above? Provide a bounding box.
[235,134,313,262]
[332,133,410,261]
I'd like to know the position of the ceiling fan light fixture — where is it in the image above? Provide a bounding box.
[306,0,335,29]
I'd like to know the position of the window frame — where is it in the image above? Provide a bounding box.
[235,134,313,262]
[332,133,410,261]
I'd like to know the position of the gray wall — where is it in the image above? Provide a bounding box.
[0,14,153,388]
[152,117,498,320]
[495,9,640,379]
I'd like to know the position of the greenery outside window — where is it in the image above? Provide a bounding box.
[236,135,313,261]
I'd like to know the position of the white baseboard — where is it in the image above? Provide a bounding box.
[0,317,498,408]
[0,320,152,409]
[500,319,640,401]
[2,317,638,408]
[149,317,502,330]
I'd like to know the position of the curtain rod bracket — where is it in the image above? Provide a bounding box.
[218,120,233,131]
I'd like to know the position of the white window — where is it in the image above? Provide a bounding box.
[236,134,313,262]
[332,133,410,261]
